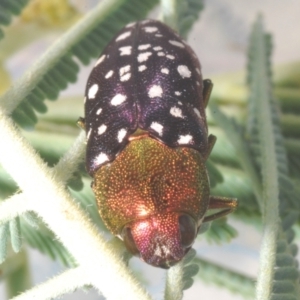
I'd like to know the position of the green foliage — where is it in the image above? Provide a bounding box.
[207,13,300,300]
[205,159,223,188]
[182,249,200,290]
[177,0,204,39]
[203,217,238,244]
[0,0,29,40]
[195,257,255,298]
[160,0,204,38]
[21,218,76,267]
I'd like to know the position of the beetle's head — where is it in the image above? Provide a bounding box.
[121,212,198,268]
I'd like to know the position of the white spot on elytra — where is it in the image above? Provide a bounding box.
[169,40,185,48]
[116,31,131,41]
[150,122,163,136]
[161,68,169,74]
[155,34,163,37]
[166,54,175,60]
[95,55,105,66]
[119,46,132,56]
[196,81,200,86]
[94,153,109,166]
[178,134,193,144]
[196,68,201,75]
[138,44,151,50]
[138,65,147,72]
[111,94,127,106]
[120,73,131,81]
[178,101,183,105]
[96,108,102,115]
[194,108,201,118]
[98,124,107,135]
[105,70,114,79]
[177,65,191,78]
[148,85,163,98]
[117,128,127,143]
[119,65,131,82]
[88,84,99,99]
[175,91,181,96]
[153,46,162,51]
[137,52,152,63]
[144,26,158,33]
[157,52,165,56]
[170,106,184,118]
[119,65,130,76]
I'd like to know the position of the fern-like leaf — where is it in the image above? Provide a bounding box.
[177,0,204,39]
[0,0,30,40]
[205,159,223,188]
[160,0,204,39]
[164,248,200,300]
[247,15,300,300]
[209,104,262,209]
[195,256,255,299]
[203,217,237,244]
[211,165,260,218]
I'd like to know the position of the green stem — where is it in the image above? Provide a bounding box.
[160,0,178,31]
[164,261,184,300]
[250,17,280,300]
[11,267,85,300]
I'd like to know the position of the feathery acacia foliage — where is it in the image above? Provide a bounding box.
[0,0,30,39]
[209,15,300,300]
[0,0,299,299]
[246,17,299,300]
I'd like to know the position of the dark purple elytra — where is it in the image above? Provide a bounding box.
[84,19,208,175]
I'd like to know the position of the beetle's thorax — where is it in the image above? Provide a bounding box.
[93,133,210,235]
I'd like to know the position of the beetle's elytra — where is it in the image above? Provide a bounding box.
[80,19,237,268]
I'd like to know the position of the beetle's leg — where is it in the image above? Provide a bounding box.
[203,79,213,108]
[203,134,217,161]
[203,196,238,222]
[77,117,85,130]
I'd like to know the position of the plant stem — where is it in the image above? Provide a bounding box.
[160,0,178,31]
[164,261,184,300]
[11,267,85,300]
[251,17,280,300]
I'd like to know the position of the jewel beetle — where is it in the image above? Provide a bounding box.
[79,19,237,269]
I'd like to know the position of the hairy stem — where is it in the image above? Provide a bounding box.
[252,17,280,300]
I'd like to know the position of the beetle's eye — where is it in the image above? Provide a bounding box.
[178,214,197,248]
[122,227,140,256]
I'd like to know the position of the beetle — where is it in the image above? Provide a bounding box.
[79,19,237,269]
